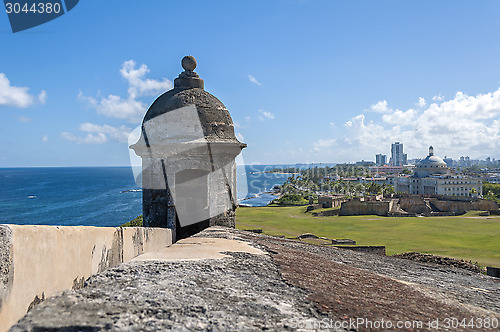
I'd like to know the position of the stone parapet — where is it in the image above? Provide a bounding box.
[9,227,500,331]
[0,225,172,332]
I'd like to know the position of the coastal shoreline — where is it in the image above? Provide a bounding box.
[238,191,281,207]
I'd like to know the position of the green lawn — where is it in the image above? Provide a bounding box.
[235,206,500,267]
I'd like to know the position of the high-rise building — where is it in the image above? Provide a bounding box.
[375,154,387,166]
[391,142,404,166]
[443,156,454,167]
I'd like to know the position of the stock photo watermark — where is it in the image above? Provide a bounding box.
[3,0,79,32]
[287,316,499,330]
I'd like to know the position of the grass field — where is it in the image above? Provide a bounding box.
[235,206,500,267]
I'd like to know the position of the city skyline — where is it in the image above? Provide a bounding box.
[1,1,500,167]
[374,142,498,167]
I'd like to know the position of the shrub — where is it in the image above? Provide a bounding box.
[121,215,143,227]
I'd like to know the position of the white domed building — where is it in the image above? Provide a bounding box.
[413,146,449,178]
[395,146,482,197]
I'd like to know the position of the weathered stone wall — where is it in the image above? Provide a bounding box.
[399,196,432,214]
[0,225,172,332]
[208,161,238,227]
[395,195,498,215]
[318,196,345,208]
[433,194,479,202]
[318,196,331,208]
[339,200,390,216]
[7,227,500,331]
[312,209,340,217]
[431,199,499,214]
[305,204,322,212]
[333,245,386,256]
[472,199,499,211]
[209,210,236,228]
[141,151,238,240]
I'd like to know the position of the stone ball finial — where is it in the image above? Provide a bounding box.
[175,56,203,89]
[182,56,197,71]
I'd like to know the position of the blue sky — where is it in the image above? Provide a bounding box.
[1,0,500,166]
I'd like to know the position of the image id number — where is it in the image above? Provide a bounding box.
[5,2,61,14]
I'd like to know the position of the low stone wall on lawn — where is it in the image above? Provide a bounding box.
[332,245,386,256]
[339,199,390,216]
[399,196,432,214]
[430,198,499,214]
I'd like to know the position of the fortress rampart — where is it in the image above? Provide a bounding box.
[0,225,172,331]
[339,195,498,217]
[339,199,392,216]
[7,227,500,331]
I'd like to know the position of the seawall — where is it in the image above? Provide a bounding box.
[0,224,172,331]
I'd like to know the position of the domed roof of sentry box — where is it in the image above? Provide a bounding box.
[142,56,245,146]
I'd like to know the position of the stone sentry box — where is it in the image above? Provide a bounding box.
[130,56,246,241]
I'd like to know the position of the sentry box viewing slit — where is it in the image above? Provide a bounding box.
[130,56,246,241]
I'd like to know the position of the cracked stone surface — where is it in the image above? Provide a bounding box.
[11,252,326,331]
[10,227,500,331]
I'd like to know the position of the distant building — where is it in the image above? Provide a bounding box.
[385,175,396,186]
[391,142,405,166]
[395,146,482,196]
[360,177,387,185]
[459,156,472,167]
[482,173,500,183]
[375,154,387,166]
[369,165,405,175]
[443,156,454,167]
[355,160,375,166]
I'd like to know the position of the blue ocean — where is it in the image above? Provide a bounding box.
[0,167,142,227]
[0,165,297,227]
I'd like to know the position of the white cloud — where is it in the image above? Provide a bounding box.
[248,74,262,86]
[258,109,275,120]
[79,122,132,143]
[80,92,146,123]
[38,90,47,104]
[313,138,337,150]
[382,108,417,125]
[62,132,108,144]
[0,73,46,108]
[18,116,32,122]
[312,87,500,161]
[62,122,132,144]
[417,97,426,108]
[368,100,390,113]
[244,116,251,121]
[42,135,48,143]
[79,60,172,123]
[120,60,173,99]
[432,93,444,101]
